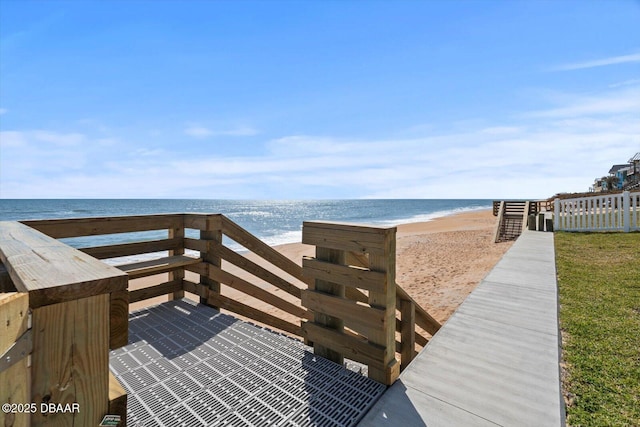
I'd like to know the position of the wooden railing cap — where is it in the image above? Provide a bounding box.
[0,221,127,308]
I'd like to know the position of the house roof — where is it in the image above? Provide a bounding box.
[629,152,640,162]
[609,164,629,174]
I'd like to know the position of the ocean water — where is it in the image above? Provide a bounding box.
[0,199,491,257]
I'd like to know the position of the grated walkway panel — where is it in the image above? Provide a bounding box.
[110,299,386,426]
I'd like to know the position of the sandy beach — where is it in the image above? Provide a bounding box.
[130,208,513,327]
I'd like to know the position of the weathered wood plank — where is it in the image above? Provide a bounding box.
[22,214,183,238]
[206,293,302,337]
[110,290,129,349]
[214,244,303,299]
[0,292,30,427]
[168,222,185,300]
[116,255,201,280]
[302,256,386,293]
[184,237,208,253]
[108,373,127,427]
[81,238,181,259]
[396,285,440,335]
[0,222,128,308]
[395,318,429,347]
[221,216,309,285]
[308,247,346,363]
[200,220,222,306]
[31,294,109,426]
[129,279,183,303]
[301,322,386,370]
[183,213,222,231]
[302,289,386,338]
[345,286,369,304]
[400,299,416,372]
[367,226,399,385]
[208,264,309,320]
[302,222,390,256]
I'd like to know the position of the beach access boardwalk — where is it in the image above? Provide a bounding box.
[359,230,564,427]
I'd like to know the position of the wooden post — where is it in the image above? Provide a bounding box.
[301,221,401,385]
[0,221,127,427]
[367,227,399,385]
[0,292,30,427]
[623,191,631,233]
[200,215,222,306]
[311,248,345,365]
[31,295,109,426]
[168,218,185,301]
[538,213,545,232]
[400,299,415,372]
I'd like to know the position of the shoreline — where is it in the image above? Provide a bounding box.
[130,208,512,326]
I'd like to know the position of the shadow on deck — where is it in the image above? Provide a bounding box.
[110,298,386,426]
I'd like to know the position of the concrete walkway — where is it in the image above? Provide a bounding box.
[359,231,565,427]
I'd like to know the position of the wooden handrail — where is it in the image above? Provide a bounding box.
[221,216,310,285]
[396,284,441,336]
[0,221,128,425]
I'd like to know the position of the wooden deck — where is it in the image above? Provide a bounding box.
[1,214,441,426]
[110,298,386,426]
[359,231,564,426]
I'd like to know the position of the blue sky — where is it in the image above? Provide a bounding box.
[1,0,639,199]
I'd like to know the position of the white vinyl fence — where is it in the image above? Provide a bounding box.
[554,191,640,232]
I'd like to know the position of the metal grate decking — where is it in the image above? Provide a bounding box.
[109,299,386,426]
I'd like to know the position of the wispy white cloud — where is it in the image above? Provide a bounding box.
[609,78,640,88]
[3,84,639,199]
[524,86,640,118]
[552,52,640,71]
[184,124,259,138]
[184,125,214,138]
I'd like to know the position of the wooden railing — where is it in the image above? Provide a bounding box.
[300,221,440,385]
[22,213,311,339]
[0,221,128,427]
[1,213,442,425]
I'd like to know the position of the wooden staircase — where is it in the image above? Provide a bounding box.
[494,201,531,242]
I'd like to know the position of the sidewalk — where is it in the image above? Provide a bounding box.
[358,231,565,427]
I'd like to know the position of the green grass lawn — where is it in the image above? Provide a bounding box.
[555,232,640,426]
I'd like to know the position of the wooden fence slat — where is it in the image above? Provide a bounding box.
[116,255,201,280]
[168,221,186,301]
[129,279,183,303]
[82,238,182,259]
[0,292,30,427]
[22,214,183,238]
[302,257,386,293]
[302,289,386,338]
[214,244,303,299]
[302,223,387,256]
[396,285,441,335]
[301,322,386,370]
[395,318,429,347]
[400,299,416,372]
[221,216,308,284]
[207,264,309,319]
